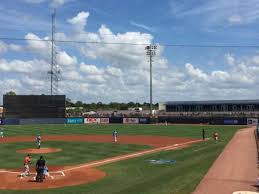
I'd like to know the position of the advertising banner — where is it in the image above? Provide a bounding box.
[20,118,65,125]
[100,118,110,124]
[247,118,258,126]
[123,118,139,124]
[66,118,84,124]
[223,119,238,125]
[139,118,149,124]
[84,118,100,124]
[109,117,123,123]
[3,118,20,125]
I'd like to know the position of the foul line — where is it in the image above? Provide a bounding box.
[0,170,65,177]
[56,139,205,173]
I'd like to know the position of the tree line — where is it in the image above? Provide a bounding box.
[66,98,158,110]
[4,91,158,110]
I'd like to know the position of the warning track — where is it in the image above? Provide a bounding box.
[193,127,258,194]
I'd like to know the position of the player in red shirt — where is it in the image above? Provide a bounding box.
[21,154,31,177]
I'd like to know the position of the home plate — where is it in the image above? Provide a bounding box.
[233,191,259,194]
[174,144,179,146]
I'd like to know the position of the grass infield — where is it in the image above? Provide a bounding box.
[0,124,243,194]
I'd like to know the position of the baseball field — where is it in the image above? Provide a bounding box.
[0,124,242,194]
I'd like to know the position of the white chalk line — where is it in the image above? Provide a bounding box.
[0,170,64,179]
[54,139,205,173]
[0,139,204,175]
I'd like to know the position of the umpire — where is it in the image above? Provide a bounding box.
[36,156,46,182]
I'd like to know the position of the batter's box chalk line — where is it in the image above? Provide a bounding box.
[0,170,65,180]
[32,171,65,180]
[50,171,65,176]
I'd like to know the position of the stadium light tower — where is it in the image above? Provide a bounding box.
[145,45,157,117]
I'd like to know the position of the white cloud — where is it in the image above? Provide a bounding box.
[211,71,230,81]
[80,63,102,75]
[170,0,259,26]
[63,70,83,81]
[24,0,45,4]
[0,79,22,94]
[0,59,33,73]
[25,33,50,54]
[185,63,208,81]
[24,0,73,7]
[3,10,259,103]
[9,44,22,52]
[56,51,77,67]
[77,24,154,70]
[0,41,8,54]
[228,15,242,24]
[0,58,50,75]
[130,21,156,32]
[22,76,45,86]
[68,11,90,32]
[0,42,23,54]
[106,66,122,77]
[252,56,259,64]
[225,54,235,65]
[50,0,72,8]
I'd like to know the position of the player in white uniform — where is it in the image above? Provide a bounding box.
[43,165,50,178]
[113,130,118,143]
[36,135,42,149]
[0,128,4,138]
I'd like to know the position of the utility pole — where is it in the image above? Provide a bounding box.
[145,45,157,117]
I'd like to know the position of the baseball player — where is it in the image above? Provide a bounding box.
[113,130,118,143]
[202,129,205,140]
[43,165,50,178]
[36,134,42,149]
[0,128,4,138]
[21,154,31,177]
[213,132,219,142]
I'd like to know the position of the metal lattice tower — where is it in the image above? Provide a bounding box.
[48,9,61,95]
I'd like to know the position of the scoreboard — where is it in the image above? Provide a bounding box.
[3,95,65,118]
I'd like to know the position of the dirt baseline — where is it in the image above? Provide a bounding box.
[0,134,196,147]
[0,135,202,190]
[17,148,62,154]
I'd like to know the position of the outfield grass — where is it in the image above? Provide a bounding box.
[2,123,241,138]
[0,124,243,194]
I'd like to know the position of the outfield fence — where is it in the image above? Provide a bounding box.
[0,116,256,125]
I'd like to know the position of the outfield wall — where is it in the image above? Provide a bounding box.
[158,116,248,125]
[19,118,66,125]
[0,116,254,125]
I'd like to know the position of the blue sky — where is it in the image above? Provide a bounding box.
[0,0,259,104]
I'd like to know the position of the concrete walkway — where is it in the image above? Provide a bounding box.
[193,127,258,194]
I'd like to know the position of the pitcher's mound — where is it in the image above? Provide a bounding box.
[17,148,62,154]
